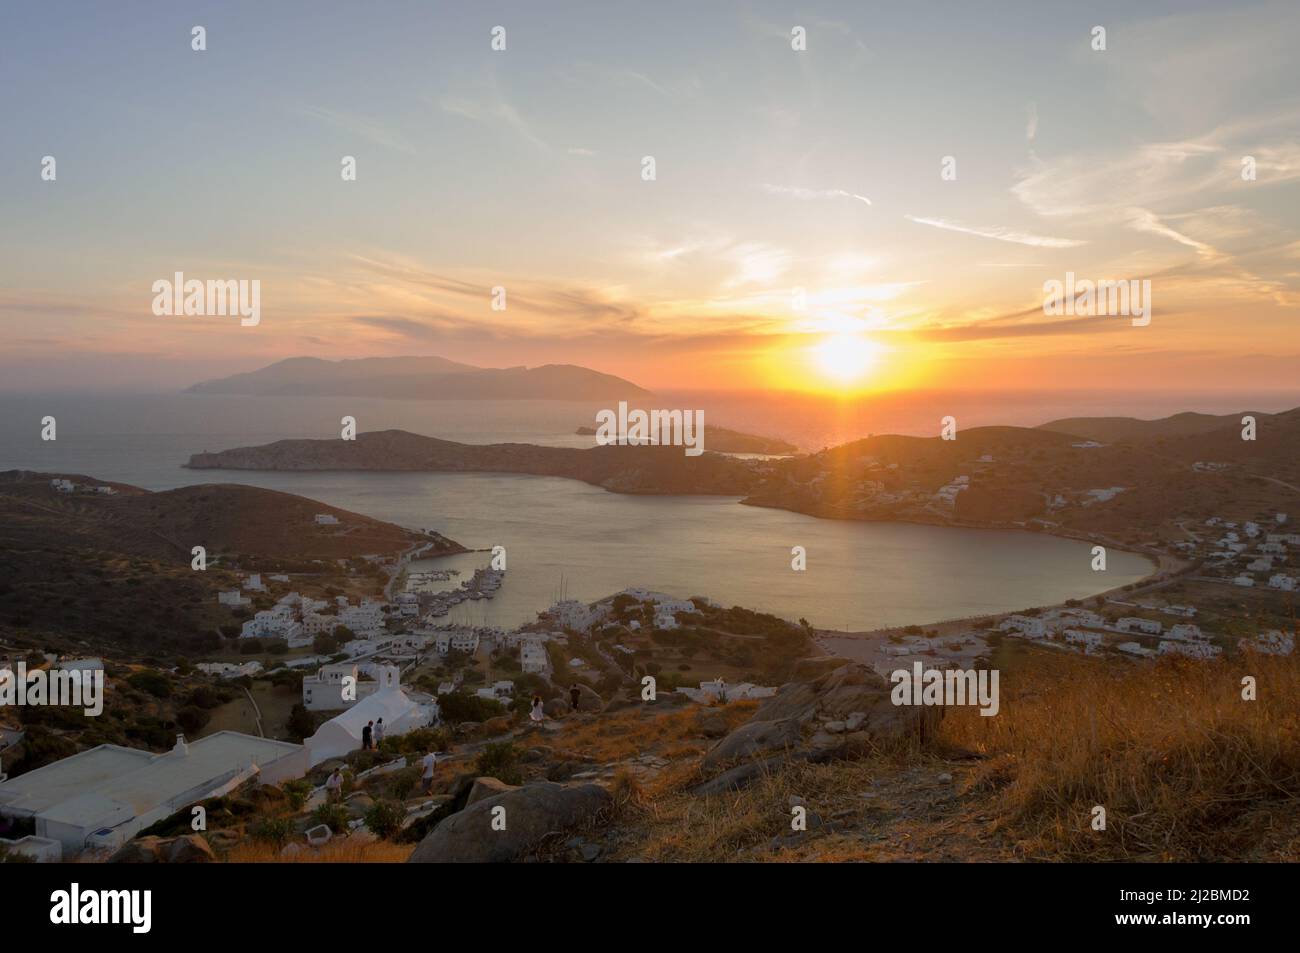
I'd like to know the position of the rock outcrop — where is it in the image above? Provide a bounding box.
[408,782,611,863]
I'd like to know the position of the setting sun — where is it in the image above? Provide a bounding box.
[810,333,883,387]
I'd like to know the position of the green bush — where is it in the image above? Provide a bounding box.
[126,670,171,698]
[364,800,407,839]
[282,779,312,811]
[250,816,294,847]
[310,803,350,833]
[476,742,523,785]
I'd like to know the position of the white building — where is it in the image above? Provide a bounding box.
[50,479,75,493]
[433,630,480,656]
[314,513,339,525]
[1117,642,1156,658]
[1166,623,1205,642]
[1158,640,1221,658]
[0,732,307,855]
[1117,617,1162,635]
[302,663,399,711]
[1001,615,1049,638]
[243,573,266,592]
[1233,575,1256,587]
[304,681,434,767]
[520,640,549,674]
[679,679,777,703]
[545,599,608,634]
[54,657,103,673]
[196,661,263,679]
[1268,574,1296,591]
[218,590,250,607]
[1063,629,1103,654]
[1238,630,1295,656]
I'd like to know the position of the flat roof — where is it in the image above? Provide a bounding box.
[0,745,153,815]
[0,732,302,822]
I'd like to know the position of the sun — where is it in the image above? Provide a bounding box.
[809,333,882,387]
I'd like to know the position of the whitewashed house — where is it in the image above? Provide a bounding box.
[1117,617,1162,635]
[1158,640,1221,658]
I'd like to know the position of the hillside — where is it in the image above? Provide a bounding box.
[576,423,799,455]
[1038,408,1285,443]
[186,430,759,496]
[0,471,460,651]
[187,356,654,401]
[113,644,1300,865]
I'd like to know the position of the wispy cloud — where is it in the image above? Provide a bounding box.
[905,216,1086,248]
[438,89,549,152]
[762,184,872,206]
[299,105,417,154]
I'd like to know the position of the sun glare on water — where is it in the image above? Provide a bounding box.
[810,333,883,388]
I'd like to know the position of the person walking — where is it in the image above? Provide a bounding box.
[373,717,385,748]
[362,720,374,751]
[529,694,545,724]
[570,684,581,713]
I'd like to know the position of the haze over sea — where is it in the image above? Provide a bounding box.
[6,388,1267,631]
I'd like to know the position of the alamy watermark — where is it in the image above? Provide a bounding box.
[1043,271,1150,327]
[152,272,261,326]
[890,662,1000,716]
[594,401,705,457]
[0,663,103,716]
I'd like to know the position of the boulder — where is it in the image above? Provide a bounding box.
[407,782,612,863]
[753,664,939,744]
[165,834,216,863]
[481,715,513,737]
[702,717,801,770]
[107,837,165,863]
[466,776,520,806]
[344,793,375,819]
[543,698,568,718]
[519,745,553,764]
[696,711,730,738]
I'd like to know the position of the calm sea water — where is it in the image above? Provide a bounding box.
[0,393,1156,630]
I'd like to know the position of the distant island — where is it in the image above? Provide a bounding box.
[575,423,798,455]
[183,406,1300,551]
[186,355,654,401]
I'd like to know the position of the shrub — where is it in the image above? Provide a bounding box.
[126,670,171,698]
[476,742,523,785]
[364,800,407,839]
[282,779,312,811]
[310,803,350,834]
[436,692,505,724]
[250,817,294,848]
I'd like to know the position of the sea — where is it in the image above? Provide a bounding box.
[0,388,1247,632]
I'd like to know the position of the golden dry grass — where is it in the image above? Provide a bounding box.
[225,839,414,863]
[546,701,756,764]
[939,648,1300,860]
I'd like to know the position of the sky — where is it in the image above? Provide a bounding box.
[2,0,1298,396]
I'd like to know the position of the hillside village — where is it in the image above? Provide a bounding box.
[1,407,1298,864]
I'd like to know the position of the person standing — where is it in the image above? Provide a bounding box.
[362,720,374,751]
[421,750,438,794]
[530,694,545,724]
[325,767,344,803]
[374,717,385,748]
[570,684,581,713]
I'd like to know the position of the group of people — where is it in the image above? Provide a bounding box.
[528,684,585,723]
[323,686,590,804]
[360,717,385,750]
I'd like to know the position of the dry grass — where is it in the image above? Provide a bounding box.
[224,839,413,863]
[940,648,1300,860]
[547,701,756,764]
